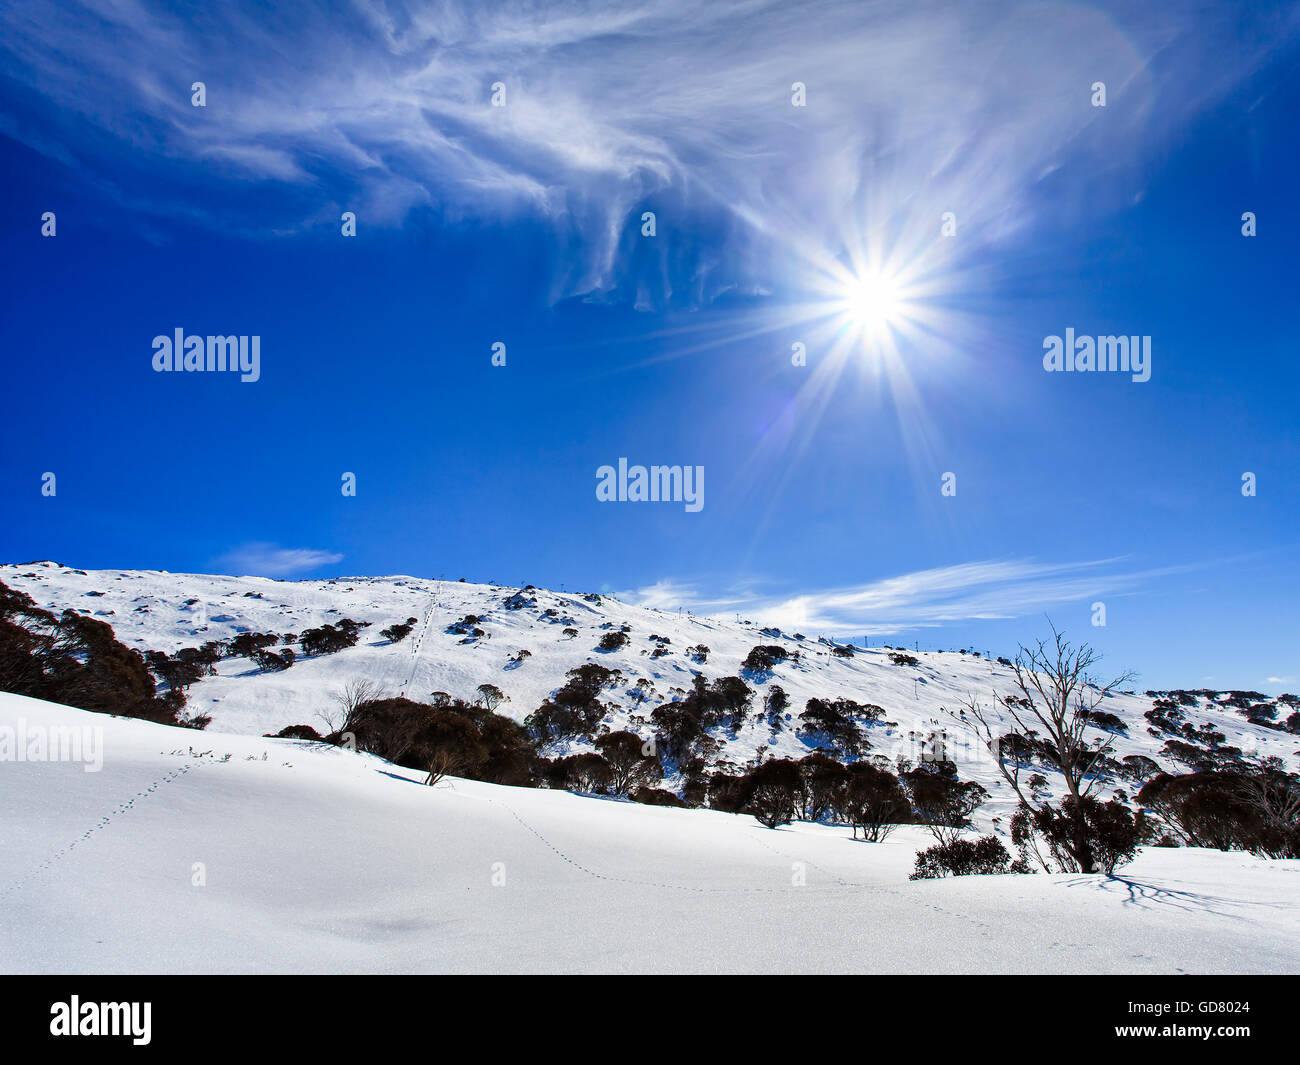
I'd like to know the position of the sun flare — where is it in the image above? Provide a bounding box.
[839,271,904,340]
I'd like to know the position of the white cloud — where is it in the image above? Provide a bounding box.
[212,542,343,577]
[2,1,1291,299]
[626,556,1185,634]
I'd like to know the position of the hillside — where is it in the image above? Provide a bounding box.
[3,561,1296,831]
[2,689,1297,974]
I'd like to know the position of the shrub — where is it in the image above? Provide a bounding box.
[1137,770,1297,857]
[445,615,485,638]
[1120,754,1162,782]
[527,664,620,742]
[595,730,662,794]
[742,644,793,673]
[544,752,613,793]
[1011,796,1141,874]
[630,786,689,808]
[300,621,361,656]
[798,697,874,757]
[889,652,920,666]
[797,753,849,822]
[250,647,294,672]
[652,675,752,761]
[341,696,537,787]
[901,760,987,844]
[742,758,803,828]
[911,836,1012,879]
[762,685,790,724]
[381,623,413,643]
[229,631,279,660]
[597,630,630,652]
[270,724,321,740]
[0,579,193,727]
[145,649,206,691]
[705,771,750,813]
[1086,710,1128,734]
[844,762,911,841]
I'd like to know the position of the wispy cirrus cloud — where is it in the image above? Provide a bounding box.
[2,1,1294,300]
[212,542,343,578]
[624,556,1192,633]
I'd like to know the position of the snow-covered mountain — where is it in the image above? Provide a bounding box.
[3,561,1296,829]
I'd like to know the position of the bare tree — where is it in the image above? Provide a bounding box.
[948,622,1134,871]
[425,748,466,786]
[318,677,386,736]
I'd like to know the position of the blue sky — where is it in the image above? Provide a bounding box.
[1,0,1297,692]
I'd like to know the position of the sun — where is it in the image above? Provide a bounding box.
[839,271,903,340]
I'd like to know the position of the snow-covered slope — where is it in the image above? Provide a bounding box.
[3,561,1296,830]
[1,690,1297,974]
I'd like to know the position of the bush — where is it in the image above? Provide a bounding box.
[889,652,920,666]
[705,771,750,813]
[1138,770,1298,857]
[445,615,485,638]
[270,724,321,740]
[342,696,537,786]
[300,620,362,656]
[797,753,849,822]
[597,630,630,652]
[742,644,793,673]
[595,730,662,794]
[630,786,689,808]
[844,762,911,841]
[381,623,413,643]
[1012,796,1141,874]
[145,649,206,691]
[911,836,1012,880]
[229,631,279,660]
[742,758,803,828]
[1086,710,1128,733]
[798,697,874,757]
[1120,754,1162,782]
[543,752,612,792]
[651,675,750,761]
[762,685,790,724]
[527,664,621,742]
[901,760,987,844]
[0,579,197,727]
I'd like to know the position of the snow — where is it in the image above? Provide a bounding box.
[2,562,1298,973]
[2,690,1298,974]
[2,561,1295,828]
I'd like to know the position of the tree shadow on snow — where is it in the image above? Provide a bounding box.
[1059,874,1288,922]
